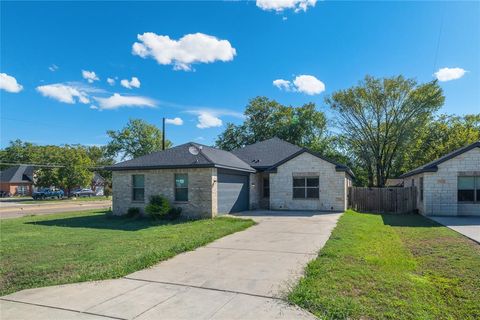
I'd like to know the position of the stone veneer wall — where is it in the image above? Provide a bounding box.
[112,168,216,218]
[404,147,480,216]
[269,152,347,211]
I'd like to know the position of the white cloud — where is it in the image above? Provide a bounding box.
[273,74,325,95]
[90,105,98,110]
[0,73,23,93]
[165,117,183,125]
[120,77,141,89]
[434,67,467,82]
[196,112,223,129]
[94,93,156,110]
[132,32,236,71]
[82,70,99,83]
[49,64,59,72]
[293,75,325,95]
[256,0,317,12]
[36,83,91,104]
[273,79,292,91]
[107,78,115,86]
[185,108,241,129]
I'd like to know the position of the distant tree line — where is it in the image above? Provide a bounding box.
[1,75,478,188]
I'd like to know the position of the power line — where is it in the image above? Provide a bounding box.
[0,162,107,169]
[433,11,444,74]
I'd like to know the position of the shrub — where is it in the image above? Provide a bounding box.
[145,195,171,219]
[126,207,141,218]
[167,207,183,220]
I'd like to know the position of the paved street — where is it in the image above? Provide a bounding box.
[0,210,342,319]
[429,216,480,243]
[0,199,112,219]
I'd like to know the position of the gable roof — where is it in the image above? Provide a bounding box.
[0,165,34,183]
[231,137,302,169]
[232,137,354,177]
[107,142,255,173]
[399,141,480,178]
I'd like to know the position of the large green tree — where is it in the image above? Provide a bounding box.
[395,114,480,175]
[106,118,172,160]
[215,96,330,151]
[327,75,444,187]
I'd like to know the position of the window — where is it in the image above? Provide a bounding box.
[175,174,188,201]
[458,176,479,202]
[293,177,319,199]
[411,179,415,187]
[419,177,423,202]
[263,176,270,198]
[132,175,144,202]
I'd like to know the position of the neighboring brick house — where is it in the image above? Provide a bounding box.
[0,165,34,196]
[400,141,480,216]
[108,138,354,218]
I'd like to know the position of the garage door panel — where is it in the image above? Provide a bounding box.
[217,172,249,214]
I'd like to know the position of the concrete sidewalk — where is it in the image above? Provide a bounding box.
[0,210,342,319]
[429,216,480,243]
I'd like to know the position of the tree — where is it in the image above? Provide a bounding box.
[215,97,330,151]
[106,118,172,160]
[57,147,94,196]
[395,114,480,175]
[327,75,444,187]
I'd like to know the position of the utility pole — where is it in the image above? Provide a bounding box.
[162,117,166,150]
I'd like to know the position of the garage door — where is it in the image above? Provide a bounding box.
[217,170,249,214]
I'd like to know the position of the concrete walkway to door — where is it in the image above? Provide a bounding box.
[1,210,342,320]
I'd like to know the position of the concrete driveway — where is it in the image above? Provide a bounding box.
[429,216,480,243]
[0,210,342,319]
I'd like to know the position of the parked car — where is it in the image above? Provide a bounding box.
[0,191,11,198]
[32,188,64,200]
[72,188,96,197]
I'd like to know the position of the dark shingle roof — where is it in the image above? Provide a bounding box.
[107,138,353,177]
[399,141,480,178]
[231,137,302,169]
[232,137,354,177]
[108,143,255,172]
[0,165,34,183]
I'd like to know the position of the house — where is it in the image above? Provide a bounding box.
[0,165,34,196]
[399,141,480,216]
[385,178,404,187]
[108,137,354,218]
[91,172,106,196]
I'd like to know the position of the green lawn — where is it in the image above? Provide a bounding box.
[0,210,254,296]
[289,210,480,320]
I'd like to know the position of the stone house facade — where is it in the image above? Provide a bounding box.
[109,138,354,218]
[400,142,480,216]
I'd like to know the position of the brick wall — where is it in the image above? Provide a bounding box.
[269,152,347,211]
[404,147,480,216]
[112,168,216,218]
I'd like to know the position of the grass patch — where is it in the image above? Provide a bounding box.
[288,210,480,320]
[0,210,254,295]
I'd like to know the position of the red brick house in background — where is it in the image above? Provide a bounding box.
[0,165,34,196]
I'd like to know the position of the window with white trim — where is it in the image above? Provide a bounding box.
[132,175,145,202]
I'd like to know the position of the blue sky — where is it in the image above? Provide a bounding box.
[1,1,479,148]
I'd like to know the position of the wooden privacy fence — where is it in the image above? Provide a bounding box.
[348,186,417,214]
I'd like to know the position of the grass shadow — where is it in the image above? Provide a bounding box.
[26,213,188,231]
[381,213,441,228]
